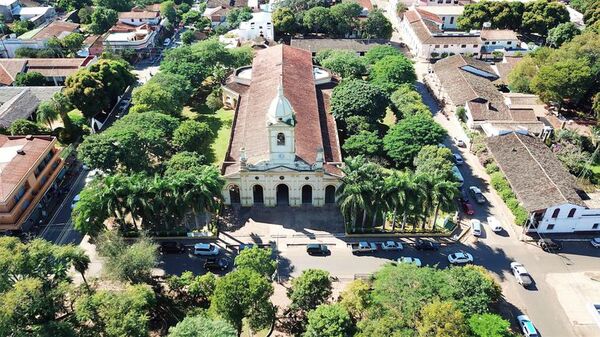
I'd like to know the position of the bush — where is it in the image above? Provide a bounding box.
[485,162,499,174]
[430,52,439,58]
[206,89,224,111]
[512,205,529,225]
[505,198,520,210]
[441,52,449,58]
[456,106,467,122]
[490,172,510,191]
[498,187,515,201]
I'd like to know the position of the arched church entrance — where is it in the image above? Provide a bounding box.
[302,185,312,204]
[253,185,264,204]
[229,185,240,204]
[276,184,289,206]
[325,185,336,204]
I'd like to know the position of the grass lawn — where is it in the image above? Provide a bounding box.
[182,105,233,165]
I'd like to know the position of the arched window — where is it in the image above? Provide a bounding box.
[277,133,285,146]
[567,208,576,218]
[551,208,560,218]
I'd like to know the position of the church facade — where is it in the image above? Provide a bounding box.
[220,45,343,207]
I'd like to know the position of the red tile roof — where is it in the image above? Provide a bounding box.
[0,59,27,86]
[223,45,342,176]
[31,21,79,40]
[416,8,443,24]
[118,10,160,19]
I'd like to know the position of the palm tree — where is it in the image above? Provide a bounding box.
[430,179,460,229]
[337,157,371,233]
[50,91,74,128]
[36,101,58,129]
[402,173,427,231]
[384,170,412,231]
[71,249,91,289]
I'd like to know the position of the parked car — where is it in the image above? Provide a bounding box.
[193,243,220,256]
[591,237,600,248]
[454,137,466,148]
[469,186,486,204]
[452,153,464,165]
[538,238,562,252]
[414,239,439,251]
[517,315,539,337]
[204,257,230,271]
[351,241,377,254]
[448,252,473,264]
[470,219,482,237]
[306,243,329,256]
[398,256,422,267]
[460,199,475,215]
[381,241,403,251]
[452,166,464,187]
[159,241,186,254]
[510,262,534,288]
[486,216,503,232]
[70,194,80,209]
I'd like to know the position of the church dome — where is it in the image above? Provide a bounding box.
[267,85,295,126]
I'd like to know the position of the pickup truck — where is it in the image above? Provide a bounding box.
[350,241,377,254]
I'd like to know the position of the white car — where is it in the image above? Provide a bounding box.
[469,186,486,204]
[398,256,422,267]
[381,241,403,250]
[510,262,533,287]
[453,153,464,165]
[70,194,80,209]
[486,216,503,232]
[193,243,220,256]
[517,315,539,337]
[470,219,482,237]
[591,238,600,248]
[448,252,473,265]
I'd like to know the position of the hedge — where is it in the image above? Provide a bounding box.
[485,162,499,174]
[487,170,529,225]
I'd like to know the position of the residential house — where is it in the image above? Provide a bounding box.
[0,135,65,231]
[0,57,95,86]
[204,0,249,27]
[0,0,55,25]
[225,10,274,43]
[417,0,472,6]
[102,23,157,56]
[415,5,463,29]
[0,21,80,58]
[430,54,548,136]
[486,132,600,233]
[479,28,528,59]
[117,10,161,26]
[220,44,343,207]
[0,86,62,128]
[291,38,392,56]
[0,0,20,21]
[78,34,104,57]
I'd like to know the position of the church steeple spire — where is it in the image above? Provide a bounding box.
[266,77,295,126]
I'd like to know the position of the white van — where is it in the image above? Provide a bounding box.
[193,243,220,256]
[452,166,464,187]
[487,216,503,232]
[470,219,482,237]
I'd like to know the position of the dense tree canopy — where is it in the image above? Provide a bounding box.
[96,231,158,283]
[546,22,581,48]
[330,79,389,125]
[383,114,446,168]
[272,7,297,35]
[342,130,383,158]
[88,6,118,34]
[172,120,214,155]
[15,71,46,86]
[521,0,570,36]
[370,55,416,93]
[318,49,367,79]
[390,84,431,119]
[362,9,393,39]
[304,304,354,337]
[168,315,237,337]
[234,247,277,278]
[288,269,332,311]
[364,45,403,65]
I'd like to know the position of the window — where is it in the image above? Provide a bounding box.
[277,133,285,146]
[473,45,478,48]
[485,42,489,45]
[507,41,512,45]
[593,223,599,229]
[551,208,560,218]
[547,224,555,230]
[473,53,478,55]
[492,41,497,45]
[434,45,440,48]
[443,44,448,48]
[461,44,466,48]
[450,17,454,24]
[568,208,576,218]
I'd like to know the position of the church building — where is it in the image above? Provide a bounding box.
[221,44,343,207]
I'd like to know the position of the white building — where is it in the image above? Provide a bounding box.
[102,24,157,53]
[117,10,161,26]
[233,11,274,42]
[486,132,600,234]
[0,21,80,58]
[220,45,343,207]
[415,5,463,29]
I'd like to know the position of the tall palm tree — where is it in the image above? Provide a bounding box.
[50,92,74,129]
[402,173,427,231]
[415,173,437,230]
[384,170,412,231]
[337,157,371,233]
[71,249,91,290]
[36,101,58,129]
[430,179,460,229]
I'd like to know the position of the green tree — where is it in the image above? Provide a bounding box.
[61,32,86,55]
[168,315,237,337]
[384,114,447,168]
[87,58,136,104]
[167,271,216,308]
[303,6,335,34]
[226,7,253,28]
[390,84,431,119]
[94,0,131,11]
[164,151,208,175]
[95,231,158,283]
[181,30,196,45]
[210,269,275,335]
[131,82,184,116]
[288,269,332,311]
[522,0,570,36]
[234,247,277,278]
[304,304,354,337]
[546,22,581,48]
[443,266,502,316]
[64,69,108,118]
[7,119,48,135]
[342,130,383,157]
[88,6,118,34]
[530,58,593,108]
[414,145,454,180]
[272,7,297,35]
[319,50,367,79]
[364,45,402,65]
[15,71,46,86]
[330,79,389,124]
[72,182,110,236]
[417,300,469,337]
[57,0,92,11]
[362,9,392,39]
[161,1,177,23]
[507,55,538,93]
[11,20,31,36]
[74,284,155,337]
[277,0,327,11]
[469,313,512,337]
[370,55,416,93]
[172,120,214,154]
[329,2,362,36]
[339,279,370,320]
[36,101,59,128]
